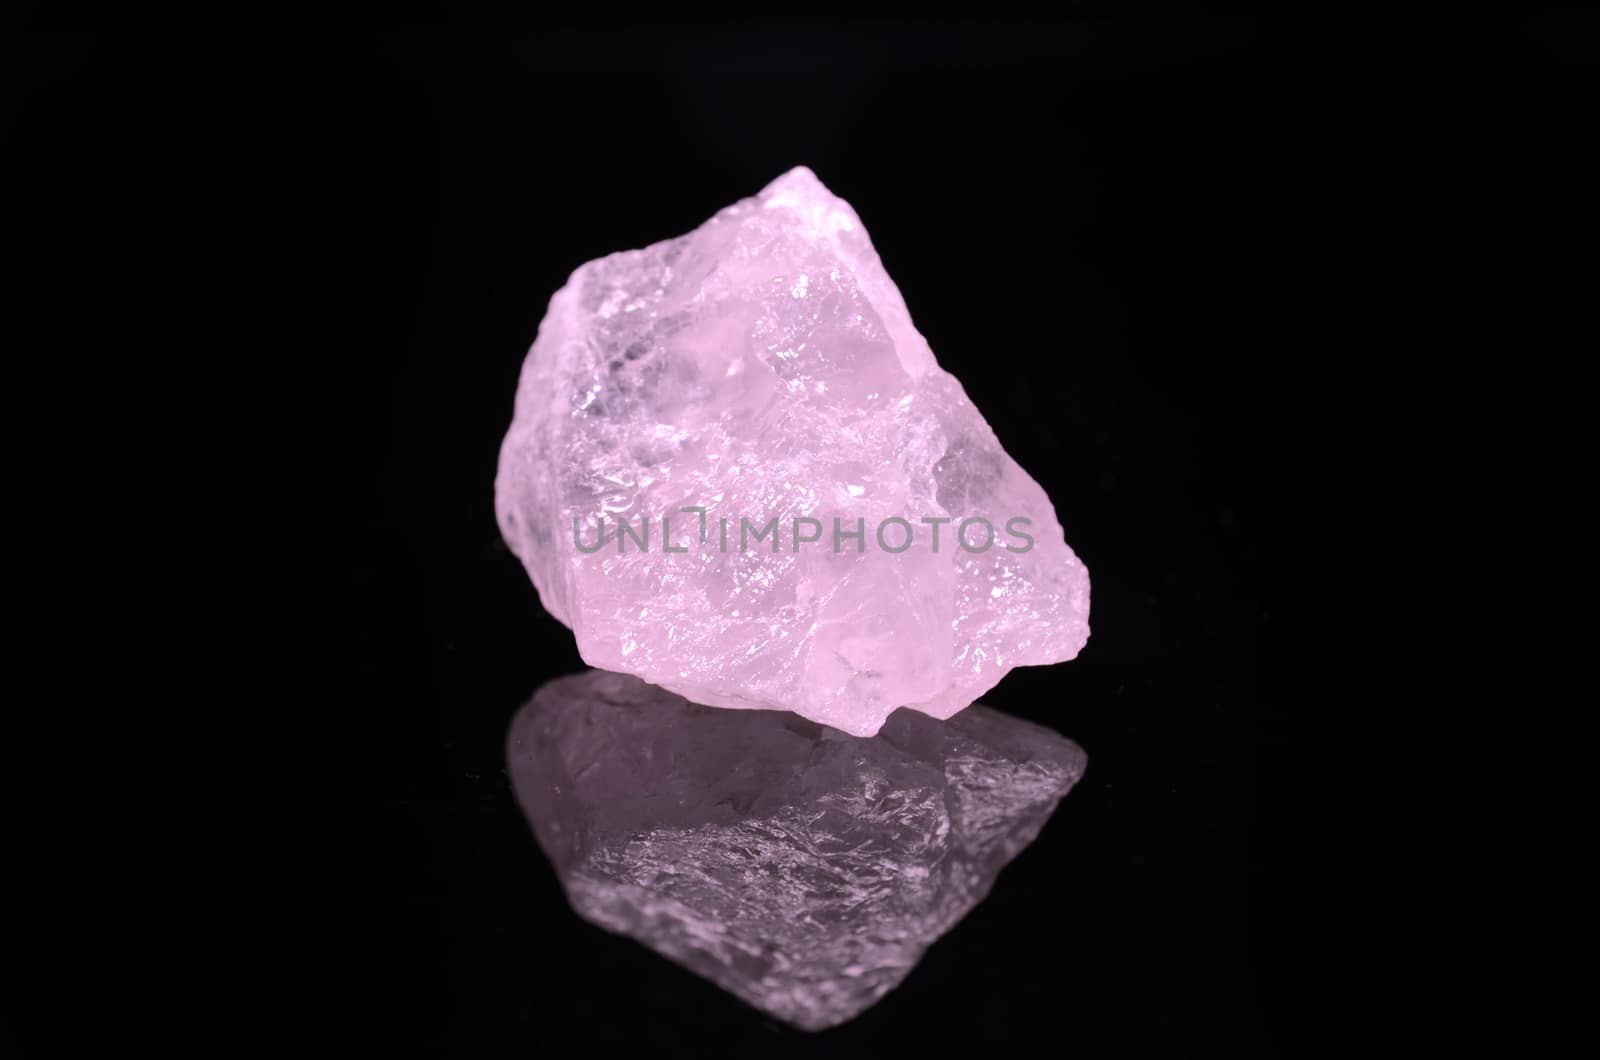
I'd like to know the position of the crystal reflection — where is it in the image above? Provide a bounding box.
[507,669,1085,1030]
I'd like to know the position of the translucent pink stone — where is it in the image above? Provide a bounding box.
[495,167,1090,736]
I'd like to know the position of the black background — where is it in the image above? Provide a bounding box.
[369,17,1287,1057]
[23,7,1591,1057]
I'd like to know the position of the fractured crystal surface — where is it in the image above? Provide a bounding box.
[495,167,1091,736]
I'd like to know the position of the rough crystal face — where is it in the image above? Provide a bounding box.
[508,669,1087,1030]
[496,166,1090,736]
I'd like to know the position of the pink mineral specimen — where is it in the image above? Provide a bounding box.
[495,167,1090,736]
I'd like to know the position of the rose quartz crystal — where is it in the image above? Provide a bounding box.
[509,669,1087,1030]
[496,167,1090,736]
